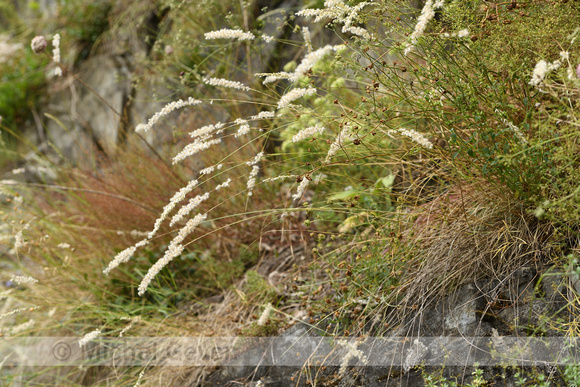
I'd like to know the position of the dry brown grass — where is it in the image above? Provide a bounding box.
[384,179,555,328]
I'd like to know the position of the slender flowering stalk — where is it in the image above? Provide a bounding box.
[138,213,207,296]
[529,59,561,87]
[103,239,148,275]
[142,97,202,132]
[404,0,445,55]
[255,72,293,84]
[442,29,469,38]
[148,180,199,239]
[204,28,255,41]
[234,118,251,137]
[263,175,296,183]
[277,87,317,109]
[250,111,276,120]
[172,138,222,164]
[79,329,101,348]
[257,303,273,326]
[52,33,62,76]
[261,34,275,43]
[190,122,225,138]
[215,178,232,191]
[388,128,433,149]
[10,275,38,285]
[292,124,325,142]
[297,0,373,39]
[325,125,350,163]
[204,77,251,92]
[245,152,264,197]
[495,109,527,145]
[292,177,311,201]
[199,165,215,175]
[302,27,313,52]
[247,165,260,197]
[291,45,339,82]
[170,192,210,226]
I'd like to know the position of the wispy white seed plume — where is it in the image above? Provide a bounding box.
[247,152,264,166]
[325,126,350,163]
[388,128,433,149]
[246,153,263,197]
[10,275,38,285]
[495,109,527,145]
[142,97,202,132]
[148,180,199,239]
[103,239,149,275]
[261,34,275,43]
[302,27,313,52]
[79,329,101,348]
[263,175,296,183]
[292,124,325,142]
[250,111,276,120]
[404,0,445,55]
[52,33,62,77]
[215,178,232,191]
[255,72,294,84]
[199,165,215,175]
[247,165,260,197]
[190,122,225,138]
[204,77,251,92]
[204,28,255,41]
[138,213,207,296]
[119,316,141,337]
[297,1,373,39]
[277,87,317,109]
[0,307,37,320]
[257,303,273,326]
[291,45,339,82]
[170,192,210,226]
[172,138,222,164]
[234,118,251,138]
[292,177,311,201]
[529,59,561,87]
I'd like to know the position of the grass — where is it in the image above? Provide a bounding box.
[1,0,580,385]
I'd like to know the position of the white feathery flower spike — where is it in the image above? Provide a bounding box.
[170,192,210,226]
[529,59,561,87]
[292,177,311,201]
[293,124,325,142]
[148,180,199,240]
[143,97,202,132]
[103,239,149,275]
[138,213,207,296]
[234,118,251,138]
[204,77,251,91]
[173,138,222,164]
[190,122,225,138]
[388,128,433,149]
[10,275,38,285]
[404,0,445,55]
[215,178,232,191]
[291,45,338,83]
[247,165,260,197]
[261,34,275,43]
[325,125,350,163]
[79,329,101,348]
[255,72,293,84]
[302,27,313,52]
[250,111,276,120]
[204,29,255,41]
[277,87,317,109]
[52,33,62,77]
